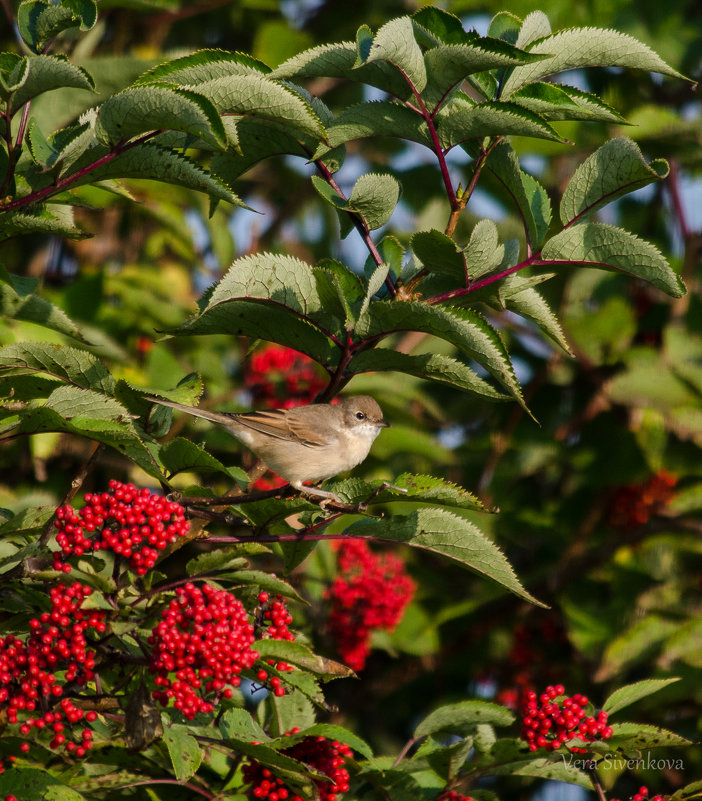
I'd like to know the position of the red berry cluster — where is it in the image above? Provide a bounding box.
[326,540,415,671]
[255,592,295,698]
[243,729,351,801]
[608,471,677,531]
[0,582,103,757]
[53,479,189,576]
[438,792,474,801]
[520,685,613,752]
[253,472,288,492]
[149,582,258,719]
[612,787,666,801]
[245,343,326,410]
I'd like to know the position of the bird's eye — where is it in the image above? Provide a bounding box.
[355,411,366,420]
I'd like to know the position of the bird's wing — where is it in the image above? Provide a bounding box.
[233,409,328,448]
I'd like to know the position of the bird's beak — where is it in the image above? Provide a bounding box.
[379,419,390,428]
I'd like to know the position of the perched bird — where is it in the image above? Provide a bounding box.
[146,395,389,504]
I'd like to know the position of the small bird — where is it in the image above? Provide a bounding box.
[146,394,389,504]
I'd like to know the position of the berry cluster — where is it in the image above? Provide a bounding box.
[0,582,103,757]
[612,787,666,801]
[149,582,258,719]
[245,343,326,410]
[608,471,677,531]
[520,685,613,752]
[438,792,474,801]
[243,729,351,801]
[326,540,415,671]
[53,479,189,575]
[255,592,295,698]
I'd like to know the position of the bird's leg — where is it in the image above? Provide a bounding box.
[290,481,342,509]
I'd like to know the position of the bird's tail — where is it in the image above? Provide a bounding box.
[145,396,234,427]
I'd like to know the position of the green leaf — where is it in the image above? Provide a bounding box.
[0,342,115,394]
[486,140,552,249]
[0,270,86,341]
[255,640,354,680]
[356,768,424,801]
[314,101,430,157]
[171,298,338,366]
[17,0,92,52]
[0,767,85,800]
[347,348,509,401]
[499,275,572,353]
[95,85,226,150]
[160,437,249,483]
[69,143,245,207]
[0,53,29,99]
[412,6,470,46]
[354,301,523,404]
[512,82,624,122]
[0,505,53,537]
[422,40,550,109]
[437,97,564,149]
[363,16,427,92]
[516,10,552,47]
[219,708,270,742]
[383,473,485,510]
[162,721,203,781]
[272,723,374,762]
[135,49,270,86]
[414,700,515,739]
[349,173,400,231]
[185,548,251,577]
[602,678,681,716]
[411,229,467,281]
[272,40,411,99]
[501,27,687,97]
[194,74,325,142]
[345,508,545,606]
[43,383,132,421]
[226,569,306,603]
[560,137,669,225]
[606,722,693,750]
[0,205,90,242]
[9,55,94,113]
[463,219,504,280]
[540,222,685,298]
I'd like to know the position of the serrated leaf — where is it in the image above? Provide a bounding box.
[540,222,685,298]
[9,55,94,113]
[512,82,624,122]
[272,723,374,762]
[185,548,250,577]
[135,49,269,86]
[69,143,245,207]
[412,6,470,46]
[255,640,354,680]
[422,40,550,109]
[171,298,338,366]
[0,206,89,242]
[160,437,248,483]
[500,275,571,353]
[0,53,29,99]
[347,348,509,401]
[501,27,687,97]
[437,97,564,148]
[516,10,552,48]
[219,708,270,742]
[359,263,389,318]
[44,384,132,421]
[0,270,87,341]
[411,229,467,282]
[18,0,90,52]
[226,570,305,603]
[606,722,693,750]
[194,74,325,142]
[414,700,514,739]
[602,678,680,716]
[464,219,503,280]
[354,301,523,404]
[349,173,400,231]
[486,140,552,249]
[0,767,86,800]
[345,508,545,606]
[314,101,431,158]
[560,137,669,225]
[162,722,203,781]
[364,16,426,92]
[95,85,226,150]
[272,40,411,99]
[0,505,53,537]
[0,342,115,393]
